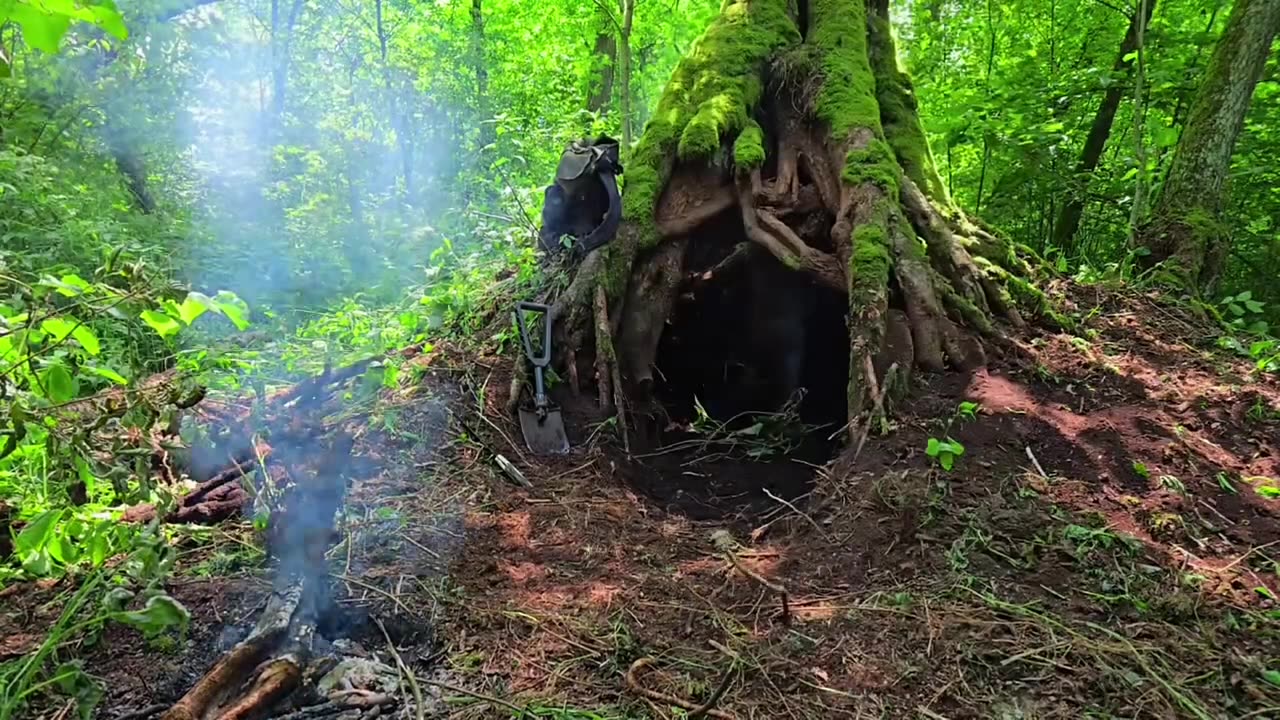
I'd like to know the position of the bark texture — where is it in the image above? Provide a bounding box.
[1137,0,1280,288]
[552,0,1043,435]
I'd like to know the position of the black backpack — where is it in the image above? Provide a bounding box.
[538,135,623,258]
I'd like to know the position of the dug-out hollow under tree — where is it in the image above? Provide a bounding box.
[546,0,1053,440]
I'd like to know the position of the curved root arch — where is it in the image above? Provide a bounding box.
[553,0,1049,436]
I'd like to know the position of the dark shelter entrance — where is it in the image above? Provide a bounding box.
[616,207,850,521]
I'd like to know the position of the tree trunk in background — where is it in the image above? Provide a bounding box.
[618,0,635,147]
[1052,0,1157,253]
[471,0,493,150]
[585,8,617,115]
[375,0,414,197]
[103,119,156,214]
[268,0,305,137]
[1137,0,1280,289]
[552,0,1045,436]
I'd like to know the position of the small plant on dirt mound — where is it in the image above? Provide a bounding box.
[925,437,965,471]
[924,401,979,472]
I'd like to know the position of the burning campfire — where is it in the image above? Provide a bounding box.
[118,350,444,720]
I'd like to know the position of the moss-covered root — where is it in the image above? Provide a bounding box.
[899,178,1024,330]
[846,215,891,425]
[865,0,953,213]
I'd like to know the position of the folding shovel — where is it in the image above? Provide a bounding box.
[514,302,569,455]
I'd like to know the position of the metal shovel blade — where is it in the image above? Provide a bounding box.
[519,406,570,455]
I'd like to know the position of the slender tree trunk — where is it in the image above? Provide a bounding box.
[268,0,305,137]
[586,6,617,115]
[375,0,414,196]
[1052,0,1157,253]
[618,0,635,148]
[103,119,156,214]
[1137,0,1280,288]
[471,0,493,150]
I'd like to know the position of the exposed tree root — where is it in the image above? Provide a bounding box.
[624,658,737,720]
[594,285,630,452]
[736,169,845,291]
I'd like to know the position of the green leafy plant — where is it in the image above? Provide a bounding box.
[0,527,186,718]
[956,401,981,422]
[926,437,965,471]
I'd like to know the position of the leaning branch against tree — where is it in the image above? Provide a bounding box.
[550,0,1053,438]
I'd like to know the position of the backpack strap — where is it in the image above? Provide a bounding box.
[571,166,621,258]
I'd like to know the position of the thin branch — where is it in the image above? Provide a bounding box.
[588,0,623,33]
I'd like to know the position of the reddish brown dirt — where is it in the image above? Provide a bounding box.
[433,285,1280,718]
[5,288,1280,719]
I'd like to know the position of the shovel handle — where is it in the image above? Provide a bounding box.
[514,302,554,367]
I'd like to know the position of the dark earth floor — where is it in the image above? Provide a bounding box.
[4,282,1279,719]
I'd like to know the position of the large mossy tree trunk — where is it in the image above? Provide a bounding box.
[552,0,1044,436]
[1136,0,1280,290]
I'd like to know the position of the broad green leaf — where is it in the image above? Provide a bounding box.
[1262,670,1280,689]
[140,309,182,339]
[16,509,64,555]
[60,273,92,293]
[84,364,128,384]
[41,317,77,341]
[40,362,78,402]
[177,292,214,325]
[1245,300,1265,314]
[71,326,101,355]
[40,274,87,297]
[940,453,954,471]
[114,594,191,637]
[48,535,76,564]
[88,2,128,39]
[89,530,109,567]
[212,291,251,330]
[926,438,941,457]
[1236,291,1253,302]
[7,4,73,53]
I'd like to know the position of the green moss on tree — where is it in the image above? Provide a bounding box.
[810,0,882,137]
[942,286,995,335]
[842,139,899,195]
[733,119,766,170]
[866,13,952,209]
[849,206,892,310]
[620,0,797,259]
